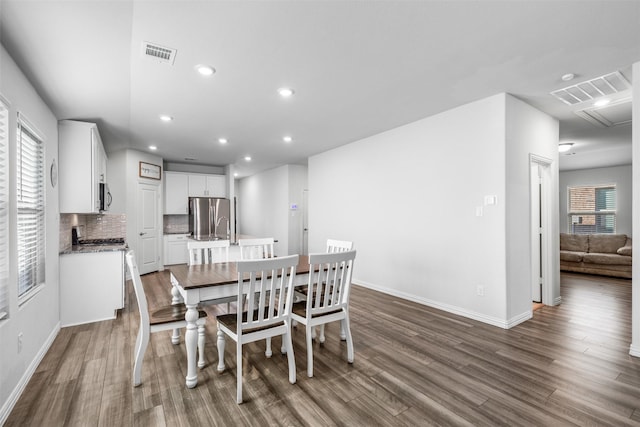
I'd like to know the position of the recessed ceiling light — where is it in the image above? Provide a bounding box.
[149,145,157,150]
[283,136,292,143]
[561,73,575,82]
[218,138,228,144]
[195,64,215,76]
[558,143,574,153]
[159,115,173,122]
[278,87,294,98]
[244,156,251,162]
[594,99,611,107]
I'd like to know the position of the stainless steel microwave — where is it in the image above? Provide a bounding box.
[99,183,112,212]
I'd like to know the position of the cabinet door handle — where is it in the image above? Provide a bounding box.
[139,232,146,236]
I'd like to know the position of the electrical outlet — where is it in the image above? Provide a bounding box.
[18,332,23,353]
[476,285,484,297]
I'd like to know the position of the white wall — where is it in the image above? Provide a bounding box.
[0,45,60,422]
[505,95,560,320]
[559,165,632,236]
[237,164,307,256]
[631,61,639,357]
[309,93,558,328]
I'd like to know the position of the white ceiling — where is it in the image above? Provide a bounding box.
[1,1,638,176]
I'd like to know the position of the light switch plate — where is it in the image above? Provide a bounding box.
[484,195,497,206]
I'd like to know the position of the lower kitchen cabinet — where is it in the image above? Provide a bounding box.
[60,250,125,327]
[164,234,190,265]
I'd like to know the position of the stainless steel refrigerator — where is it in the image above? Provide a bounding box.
[189,197,231,240]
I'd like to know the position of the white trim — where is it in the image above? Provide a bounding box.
[0,323,60,425]
[354,281,522,330]
[630,343,640,358]
[554,296,562,306]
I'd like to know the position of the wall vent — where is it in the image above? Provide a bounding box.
[550,71,631,106]
[142,41,177,65]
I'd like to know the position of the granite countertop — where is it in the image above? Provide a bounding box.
[60,243,128,255]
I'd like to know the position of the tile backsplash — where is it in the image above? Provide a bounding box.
[163,214,189,234]
[60,213,127,251]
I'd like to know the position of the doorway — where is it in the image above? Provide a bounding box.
[137,182,160,274]
[530,155,553,306]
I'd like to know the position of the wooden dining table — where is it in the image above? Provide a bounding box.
[168,255,311,388]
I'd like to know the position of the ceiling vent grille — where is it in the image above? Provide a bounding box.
[550,71,631,106]
[142,41,177,65]
[574,98,632,128]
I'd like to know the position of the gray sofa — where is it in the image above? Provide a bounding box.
[560,233,632,279]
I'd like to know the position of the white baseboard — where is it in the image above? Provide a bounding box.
[355,281,527,329]
[630,343,640,358]
[0,322,60,425]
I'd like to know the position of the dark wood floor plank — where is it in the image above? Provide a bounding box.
[6,271,640,426]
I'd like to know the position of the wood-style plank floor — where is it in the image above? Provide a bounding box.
[6,272,640,426]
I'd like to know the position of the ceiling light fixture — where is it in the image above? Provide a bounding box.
[283,136,292,143]
[558,143,574,153]
[278,87,294,98]
[159,115,173,122]
[195,64,215,76]
[594,98,611,107]
[234,172,238,177]
[149,145,157,150]
[218,138,228,144]
[561,73,575,82]
[244,156,251,162]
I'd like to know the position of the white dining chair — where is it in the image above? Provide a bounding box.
[291,250,356,377]
[125,251,207,387]
[187,239,230,265]
[238,237,275,260]
[186,239,234,317]
[216,254,299,403]
[297,239,354,339]
[326,239,353,253]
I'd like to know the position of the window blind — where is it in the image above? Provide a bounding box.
[17,116,45,300]
[0,98,8,320]
[568,184,616,234]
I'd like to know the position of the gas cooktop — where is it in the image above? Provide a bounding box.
[77,238,126,245]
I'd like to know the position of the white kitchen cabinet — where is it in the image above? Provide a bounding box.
[60,250,125,326]
[164,234,190,265]
[59,120,108,213]
[164,172,189,214]
[188,174,226,198]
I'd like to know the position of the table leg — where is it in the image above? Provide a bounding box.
[217,328,226,372]
[184,304,199,388]
[171,281,183,344]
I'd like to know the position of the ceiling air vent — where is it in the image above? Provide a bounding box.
[574,98,632,128]
[142,41,177,65]
[550,71,631,106]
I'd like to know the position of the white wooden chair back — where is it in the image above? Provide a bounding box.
[306,250,356,317]
[188,239,230,265]
[326,239,353,253]
[238,237,275,260]
[235,254,298,334]
[126,251,150,328]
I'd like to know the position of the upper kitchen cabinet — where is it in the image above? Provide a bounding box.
[164,171,189,214]
[59,120,108,213]
[188,174,226,198]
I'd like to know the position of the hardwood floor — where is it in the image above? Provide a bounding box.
[6,272,640,426]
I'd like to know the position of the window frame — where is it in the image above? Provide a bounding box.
[16,113,46,305]
[0,96,9,320]
[567,183,617,235]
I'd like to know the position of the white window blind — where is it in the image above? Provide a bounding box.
[17,115,45,300]
[567,184,616,234]
[0,98,8,320]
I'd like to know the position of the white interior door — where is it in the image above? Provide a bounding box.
[137,183,160,274]
[530,163,543,303]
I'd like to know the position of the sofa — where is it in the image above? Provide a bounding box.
[560,233,632,279]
